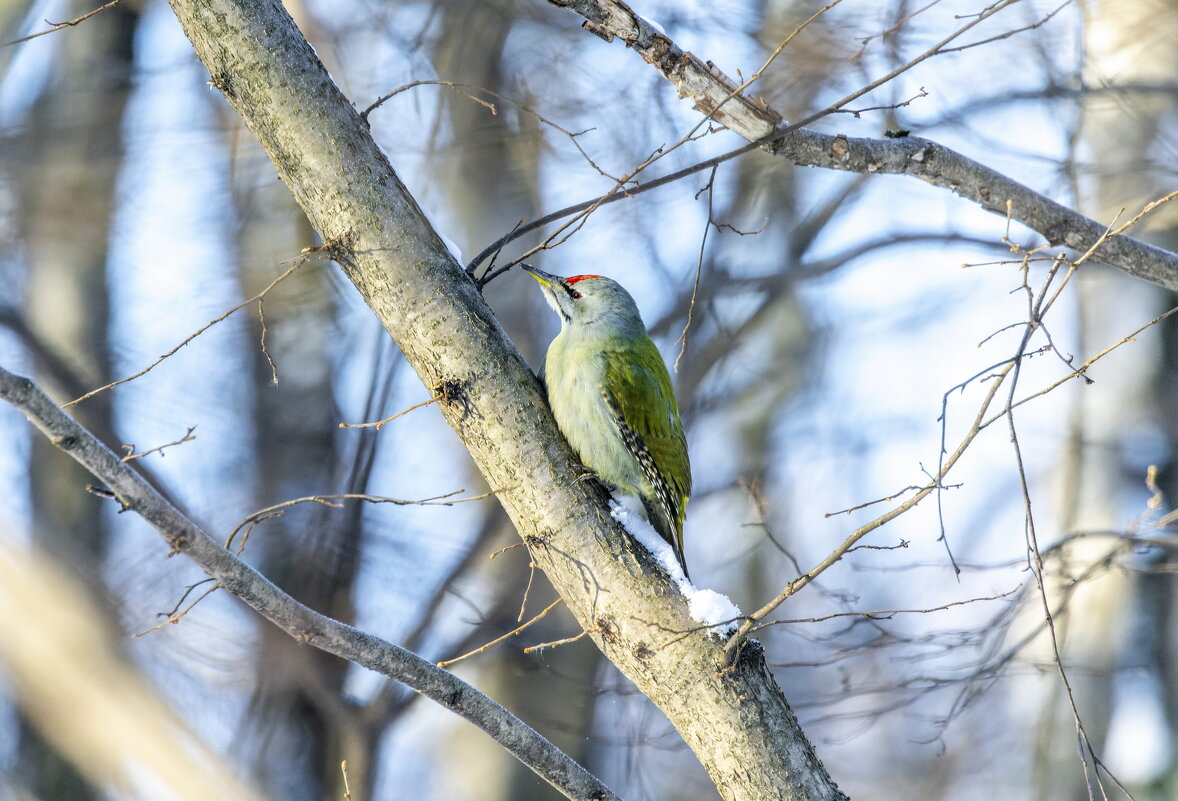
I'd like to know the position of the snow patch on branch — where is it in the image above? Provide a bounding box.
[610,501,741,634]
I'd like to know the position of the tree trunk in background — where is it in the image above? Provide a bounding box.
[14,0,135,574]
[230,127,369,800]
[1035,2,1178,798]
[8,3,139,798]
[430,4,604,798]
[1085,0,1178,794]
[1149,306,1178,800]
[1032,269,1141,801]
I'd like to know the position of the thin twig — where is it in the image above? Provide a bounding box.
[338,394,442,430]
[437,599,564,668]
[833,87,929,118]
[1001,282,1113,800]
[824,483,942,517]
[469,136,769,284]
[523,628,591,654]
[362,81,617,181]
[3,0,122,47]
[361,80,496,120]
[121,426,198,462]
[489,542,525,559]
[675,164,718,371]
[225,490,488,553]
[258,299,278,384]
[1108,189,1178,237]
[517,560,538,623]
[132,580,222,637]
[751,586,1020,632]
[724,361,1012,661]
[987,306,1178,425]
[65,243,331,407]
[937,0,1074,55]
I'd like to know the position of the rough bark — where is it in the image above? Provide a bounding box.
[153,1,845,799]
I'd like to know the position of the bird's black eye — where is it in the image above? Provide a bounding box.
[570,290,582,300]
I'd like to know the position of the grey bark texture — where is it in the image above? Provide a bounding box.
[158,1,846,800]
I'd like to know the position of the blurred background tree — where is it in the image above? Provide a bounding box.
[1,1,1176,800]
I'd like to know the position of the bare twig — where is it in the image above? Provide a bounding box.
[338,394,442,430]
[740,479,805,575]
[754,586,1020,631]
[523,628,592,654]
[3,0,123,47]
[65,243,332,408]
[937,0,1074,55]
[998,304,1178,417]
[1000,280,1118,800]
[362,81,618,181]
[132,581,222,637]
[724,361,1012,661]
[362,80,496,120]
[468,136,769,284]
[517,559,538,623]
[225,490,488,553]
[121,426,198,462]
[258,300,278,384]
[825,483,945,517]
[675,164,718,371]
[490,542,526,559]
[833,87,930,118]
[157,577,217,619]
[438,599,564,668]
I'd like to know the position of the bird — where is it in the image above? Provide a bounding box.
[523,265,692,577]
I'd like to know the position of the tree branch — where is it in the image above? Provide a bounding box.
[0,366,620,801]
[548,0,1178,290]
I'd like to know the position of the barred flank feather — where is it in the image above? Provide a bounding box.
[602,387,690,578]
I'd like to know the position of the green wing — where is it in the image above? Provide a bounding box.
[601,336,692,570]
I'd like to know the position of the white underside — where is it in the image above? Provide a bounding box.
[545,338,649,498]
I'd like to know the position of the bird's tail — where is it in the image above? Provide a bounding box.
[642,496,689,580]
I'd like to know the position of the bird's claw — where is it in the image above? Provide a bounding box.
[572,464,597,484]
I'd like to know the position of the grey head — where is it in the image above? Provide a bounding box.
[523,265,646,339]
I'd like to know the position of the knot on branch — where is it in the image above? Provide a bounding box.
[596,616,618,645]
[582,20,614,42]
[432,377,475,424]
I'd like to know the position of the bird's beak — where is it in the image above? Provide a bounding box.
[522,265,560,288]
[523,264,571,321]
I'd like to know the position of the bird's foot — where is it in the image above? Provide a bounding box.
[571,464,597,484]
